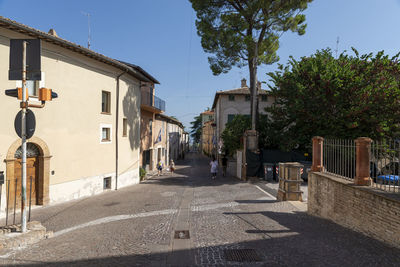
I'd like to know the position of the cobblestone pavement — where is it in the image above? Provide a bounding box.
[0,153,399,266]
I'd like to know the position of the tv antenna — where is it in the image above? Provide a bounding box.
[335,36,339,58]
[81,11,91,49]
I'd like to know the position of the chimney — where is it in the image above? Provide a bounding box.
[257,81,261,90]
[241,78,247,88]
[48,29,58,37]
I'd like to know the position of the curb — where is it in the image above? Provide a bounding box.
[0,221,52,249]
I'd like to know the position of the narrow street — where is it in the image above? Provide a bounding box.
[0,153,399,266]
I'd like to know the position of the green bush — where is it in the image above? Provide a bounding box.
[139,167,146,180]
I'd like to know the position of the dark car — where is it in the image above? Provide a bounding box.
[299,161,312,182]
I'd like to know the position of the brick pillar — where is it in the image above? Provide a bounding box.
[355,137,372,186]
[311,136,324,172]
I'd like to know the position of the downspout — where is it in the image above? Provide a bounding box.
[115,69,128,190]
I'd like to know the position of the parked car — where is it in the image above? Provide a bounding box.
[376,161,399,185]
[380,161,399,176]
[376,175,399,185]
[370,161,400,185]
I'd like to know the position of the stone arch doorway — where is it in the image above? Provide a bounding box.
[5,137,51,207]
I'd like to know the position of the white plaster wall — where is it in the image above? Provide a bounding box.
[0,27,141,208]
[49,168,139,204]
[215,94,274,142]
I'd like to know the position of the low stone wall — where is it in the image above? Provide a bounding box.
[308,172,400,248]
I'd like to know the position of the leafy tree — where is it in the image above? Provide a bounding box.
[266,48,400,152]
[190,115,202,144]
[221,115,251,155]
[190,0,312,130]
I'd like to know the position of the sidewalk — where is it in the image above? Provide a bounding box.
[256,178,309,202]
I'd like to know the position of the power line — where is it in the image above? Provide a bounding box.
[185,9,194,98]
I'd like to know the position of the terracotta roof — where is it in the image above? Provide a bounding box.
[0,16,155,83]
[118,61,160,84]
[156,113,184,128]
[211,87,271,109]
[201,110,214,115]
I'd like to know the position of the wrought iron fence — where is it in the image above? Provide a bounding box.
[154,95,166,111]
[323,139,356,180]
[1,176,35,227]
[371,140,400,193]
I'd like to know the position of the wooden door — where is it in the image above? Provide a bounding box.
[10,157,38,209]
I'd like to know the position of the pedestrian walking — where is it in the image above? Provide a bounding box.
[170,159,175,175]
[222,155,228,177]
[157,160,163,176]
[210,156,218,179]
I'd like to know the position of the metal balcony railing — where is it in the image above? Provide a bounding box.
[154,95,165,111]
[141,91,165,112]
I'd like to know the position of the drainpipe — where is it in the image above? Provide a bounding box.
[115,70,128,190]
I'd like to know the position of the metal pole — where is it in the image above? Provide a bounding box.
[0,184,2,225]
[28,176,32,222]
[21,40,27,232]
[6,180,9,225]
[13,179,17,225]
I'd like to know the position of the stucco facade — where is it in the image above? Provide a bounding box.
[212,79,275,149]
[153,115,168,168]
[139,78,166,172]
[0,19,147,212]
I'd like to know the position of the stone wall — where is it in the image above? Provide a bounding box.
[308,172,400,248]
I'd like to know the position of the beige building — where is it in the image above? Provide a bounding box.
[211,79,275,151]
[200,110,215,156]
[134,72,166,172]
[0,17,155,212]
[202,120,215,156]
[152,114,168,168]
[164,116,186,161]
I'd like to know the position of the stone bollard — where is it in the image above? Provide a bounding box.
[277,162,303,201]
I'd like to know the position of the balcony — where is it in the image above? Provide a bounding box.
[141,91,165,112]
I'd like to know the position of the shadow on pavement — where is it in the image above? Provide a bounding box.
[234,200,278,204]
[7,210,400,266]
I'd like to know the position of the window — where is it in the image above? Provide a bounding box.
[100,124,112,143]
[228,95,235,101]
[103,177,111,190]
[17,72,45,99]
[245,95,250,101]
[261,95,268,102]
[123,118,127,137]
[102,128,110,141]
[227,114,236,123]
[26,80,39,96]
[149,119,153,137]
[102,91,111,114]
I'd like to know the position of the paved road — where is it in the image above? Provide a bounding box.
[0,153,399,266]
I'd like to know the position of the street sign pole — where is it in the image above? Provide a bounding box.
[21,40,27,233]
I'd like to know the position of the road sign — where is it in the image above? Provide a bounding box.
[9,39,41,80]
[14,109,36,139]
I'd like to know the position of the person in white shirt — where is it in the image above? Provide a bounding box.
[210,156,218,179]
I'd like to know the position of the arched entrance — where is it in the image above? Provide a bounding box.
[5,137,51,207]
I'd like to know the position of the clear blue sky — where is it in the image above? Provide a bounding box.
[1,0,400,130]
